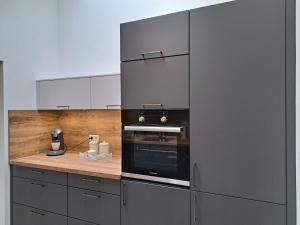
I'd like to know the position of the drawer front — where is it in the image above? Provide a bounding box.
[12,203,67,225]
[68,218,99,225]
[12,166,67,185]
[121,55,189,109]
[68,187,120,225]
[68,173,120,195]
[13,177,67,215]
[121,11,189,61]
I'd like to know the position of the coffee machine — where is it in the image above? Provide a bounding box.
[47,128,65,156]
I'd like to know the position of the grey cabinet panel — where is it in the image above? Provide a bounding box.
[68,187,120,225]
[121,55,189,109]
[68,218,99,225]
[91,75,121,109]
[68,173,120,195]
[121,11,189,61]
[12,203,67,225]
[121,180,190,225]
[190,0,286,203]
[38,77,91,109]
[12,166,67,185]
[12,177,67,215]
[191,191,286,225]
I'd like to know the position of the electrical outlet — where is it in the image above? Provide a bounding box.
[89,134,100,143]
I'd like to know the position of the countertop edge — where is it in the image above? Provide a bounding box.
[9,160,121,180]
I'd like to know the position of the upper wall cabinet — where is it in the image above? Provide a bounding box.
[91,75,121,109]
[37,78,91,110]
[121,11,189,61]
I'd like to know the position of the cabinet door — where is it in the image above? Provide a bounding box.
[121,55,189,109]
[91,75,121,109]
[121,11,189,61]
[68,187,120,225]
[13,203,67,225]
[121,180,190,225]
[191,191,286,225]
[38,77,91,109]
[190,0,286,204]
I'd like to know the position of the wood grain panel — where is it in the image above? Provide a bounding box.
[9,110,121,160]
[9,110,61,159]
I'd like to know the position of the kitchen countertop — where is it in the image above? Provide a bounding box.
[9,152,121,180]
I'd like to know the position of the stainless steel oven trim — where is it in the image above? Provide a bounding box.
[123,126,183,133]
[122,172,190,187]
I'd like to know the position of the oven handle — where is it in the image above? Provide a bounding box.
[123,126,183,133]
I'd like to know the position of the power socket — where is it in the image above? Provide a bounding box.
[89,135,100,143]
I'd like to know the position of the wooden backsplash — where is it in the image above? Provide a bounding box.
[9,110,121,159]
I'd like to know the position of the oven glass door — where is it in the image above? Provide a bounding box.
[122,125,190,183]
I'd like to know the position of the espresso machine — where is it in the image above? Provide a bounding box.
[47,128,65,156]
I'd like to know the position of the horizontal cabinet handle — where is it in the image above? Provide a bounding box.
[82,193,101,199]
[81,178,101,183]
[106,104,121,109]
[30,210,45,216]
[31,169,45,175]
[141,50,163,58]
[31,182,45,188]
[124,126,183,133]
[141,103,163,109]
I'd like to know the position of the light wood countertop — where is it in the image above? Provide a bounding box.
[9,152,121,180]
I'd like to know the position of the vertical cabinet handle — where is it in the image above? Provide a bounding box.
[193,194,198,224]
[122,183,127,206]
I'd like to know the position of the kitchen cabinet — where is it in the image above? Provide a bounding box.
[190,0,286,204]
[121,11,189,61]
[68,187,120,225]
[91,75,121,109]
[121,179,190,225]
[121,55,189,109]
[13,203,67,225]
[38,77,91,110]
[191,191,286,225]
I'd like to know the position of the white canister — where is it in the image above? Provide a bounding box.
[99,141,110,155]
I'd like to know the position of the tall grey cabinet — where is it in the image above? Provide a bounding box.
[190,0,295,225]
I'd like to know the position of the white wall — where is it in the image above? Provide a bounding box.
[0,1,59,224]
[37,0,233,79]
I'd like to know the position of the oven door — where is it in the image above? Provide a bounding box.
[122,125,190,186]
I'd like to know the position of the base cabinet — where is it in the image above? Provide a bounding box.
[121,179,190,225]
[191,191,286,225]
[12,204,67,225]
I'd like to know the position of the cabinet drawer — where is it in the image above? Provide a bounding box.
[68,218,99,225]
[121,11,189,61]
[121,55,189,109]
[12,203,67,225]
[68,187,120,225]
[68,173,120,195]
[12,166,67,185]
[191,191,286,225]
[13,177,67,215]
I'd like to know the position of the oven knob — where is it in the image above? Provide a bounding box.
[138,115,145,123]
[160,116,167,123]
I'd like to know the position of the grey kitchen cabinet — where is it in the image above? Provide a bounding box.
[191,191,286,225]
[13,203,67,225]
[13,165,67,185]
[190,0,286,204]
[68,187,120,225]
[121,55,189,109]
[37,77,91,109]
[121,179,190,225]
[68,173,120,195]
[91,75,121,109]
[121,11,189,61]
[12,177,67,215]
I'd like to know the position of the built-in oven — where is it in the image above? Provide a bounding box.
[122,109,190,186]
